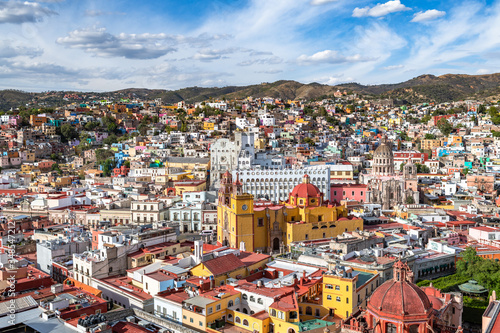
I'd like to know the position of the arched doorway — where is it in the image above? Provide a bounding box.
[273,238,280,251]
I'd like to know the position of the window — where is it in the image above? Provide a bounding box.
[315,309,320,317]
[336,296,341,302]
[216,304,221,311]
[335,285,340,290]
[242,294,248,300]
[257,218,264,227]
[183,315,187,320]
[306,307,312,315]
[258,298,263,304]
[318,215,323,222]
[346,297,349,304]
[199,321,203,327]
[346,286,349,291]
[243,319,249,326]
[327,295,332,300]
[271,309,276,317]
[325,284,333,289]
[190,318,193,323]
[208,307,213,314]
[386,323,397,333]
[305,234,309,240]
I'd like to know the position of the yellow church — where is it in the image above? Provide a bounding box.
[217,172,363,253]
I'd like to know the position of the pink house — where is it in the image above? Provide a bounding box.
[330,184,368,203]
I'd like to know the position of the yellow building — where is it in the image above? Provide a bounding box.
[190,251,269,287]
[421,138,445,151]
[322,266,379,319]
[217,172,363,253]
[203,122,215,131]
[182,286,241,330]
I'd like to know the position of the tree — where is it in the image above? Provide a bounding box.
[424,133,436,140]
[50,153,59,161]
[462,168,470,176]
[103,134,118,145]
[123,160,130,168]
[152,115,159,123]
[101,158,115,177]
[303,137,315,146]
[437,118,453,136]
[421,115,431,123]
[60,123,78,142]
[478,104,486,114]
[406,196,415,204]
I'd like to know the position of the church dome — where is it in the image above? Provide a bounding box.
[372,137,394,176]
[374,142,392,157]
[289,175,322,206]
[368,261,432,318]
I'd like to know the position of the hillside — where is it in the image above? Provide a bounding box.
[2,73,500,110]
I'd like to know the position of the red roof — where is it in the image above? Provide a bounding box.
[290,182,321,198]
[202,254,245,276]
[368,262,431,318]
[112,321,151,333]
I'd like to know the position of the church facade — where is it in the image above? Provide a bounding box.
[217,172,363,253]
[362,138,419,210]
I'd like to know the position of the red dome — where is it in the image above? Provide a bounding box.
[368,278,431,317]
[368,262,432,319]
[290,183,321,198]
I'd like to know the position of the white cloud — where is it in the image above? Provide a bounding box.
[255,69,283,74]
[0,1,57,24]
[56,27,177,59]
[411,9,445,22]
[353,0,410,18]
[383,64,404,70]
[192,48,238,62]
[84,10,126,17]
[310,0,338,5]
[476,68,491,74]
[297,50,372,64]
[0,40,43,58]
[238,56,283,66]
[313,74,354,85]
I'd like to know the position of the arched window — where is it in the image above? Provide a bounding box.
[243,308,248,314]
[386,323,397,333]
[242,294,248,300]
[235,317,241,324]
[249,296,255,302]
[228,300,234,307]
[243,319,249,326]
[235,297,240,305]
[271,309,277,317]
[257,298,263,304]
[227,314,233,322]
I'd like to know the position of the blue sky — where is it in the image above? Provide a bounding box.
[0,0,499,91]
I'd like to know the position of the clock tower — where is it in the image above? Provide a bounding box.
[217,172,254,250]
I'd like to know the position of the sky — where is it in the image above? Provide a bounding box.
[1,0,500,92]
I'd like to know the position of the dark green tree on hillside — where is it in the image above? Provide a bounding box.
[437,118,453,136]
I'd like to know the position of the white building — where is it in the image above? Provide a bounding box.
[210,132,254,189]
[233,166,331,202]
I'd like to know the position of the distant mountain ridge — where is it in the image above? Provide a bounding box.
[2,73,500,110]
